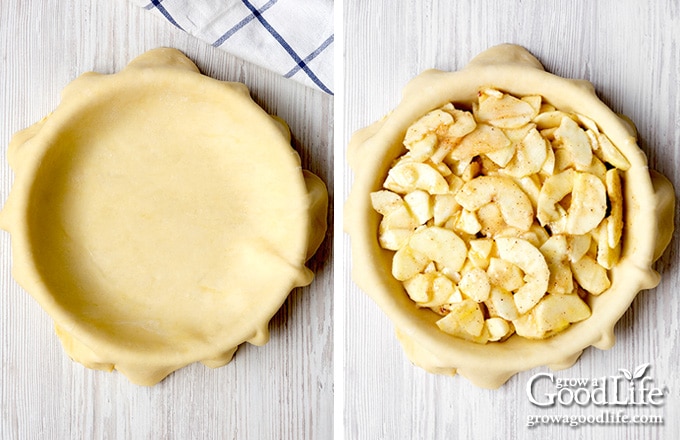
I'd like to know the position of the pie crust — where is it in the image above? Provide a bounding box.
[0,48,328,385]
[345,44,674,388]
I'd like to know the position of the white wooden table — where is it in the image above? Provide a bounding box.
[0,1,333,439]
[342,1,679,439]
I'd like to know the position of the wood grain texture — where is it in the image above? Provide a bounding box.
[0,1,333,439]
[343,1,679,439]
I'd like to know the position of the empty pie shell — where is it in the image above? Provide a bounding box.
[345,44,675,389]
[0,48,328,386]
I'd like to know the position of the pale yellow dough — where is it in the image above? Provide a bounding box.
[0,48,328,386]
[345,44,674,388]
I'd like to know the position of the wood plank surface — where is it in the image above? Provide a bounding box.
[342,1,679,439]
[0,1,333,439]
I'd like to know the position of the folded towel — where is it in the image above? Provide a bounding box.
[133,0,334,94]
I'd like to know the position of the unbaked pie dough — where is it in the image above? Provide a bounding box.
[0,48,328,385]
[345,44,674,388]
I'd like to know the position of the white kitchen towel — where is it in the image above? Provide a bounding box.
[133,0,334,94]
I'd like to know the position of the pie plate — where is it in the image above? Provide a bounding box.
[0,48,328,385]
[345,44,674,389]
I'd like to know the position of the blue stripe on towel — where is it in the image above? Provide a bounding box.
[239,0,332,94]
[284,34,333,79]
[212,0,278,47]
[149,0,185,31]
